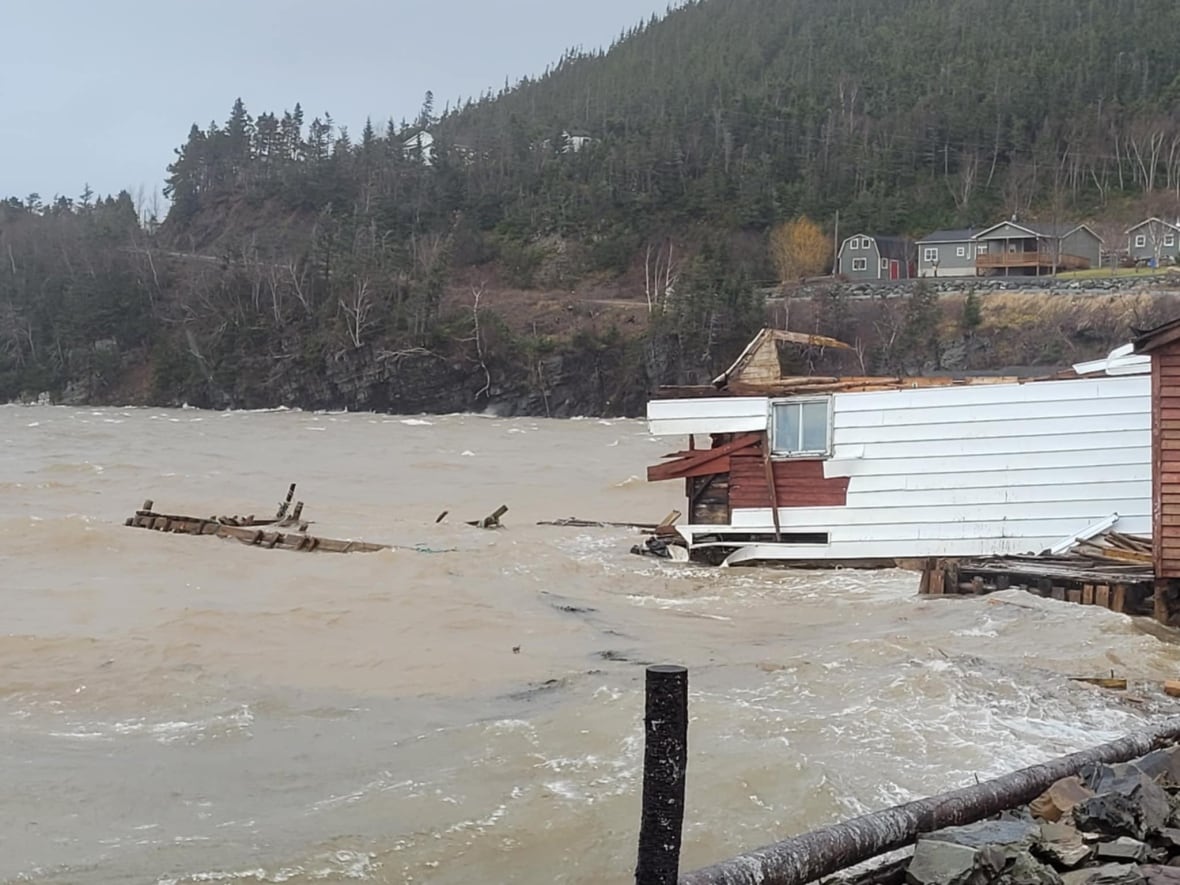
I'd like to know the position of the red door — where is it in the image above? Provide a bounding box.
[890,260,900,280]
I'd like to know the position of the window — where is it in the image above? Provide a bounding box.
[861,237,872,249]
[771,399,831,457]
[1166,234,1176,247]
[1136,234,1147,248]
[849,238,859,250]
[881,258,890,270]
[956,246,966,257]
[976,243,989,255]
[923,247,938,263]
[852,257,868,271]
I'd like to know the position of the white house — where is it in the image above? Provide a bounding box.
[402,130,435,165]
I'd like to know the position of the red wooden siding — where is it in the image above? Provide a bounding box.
[729,455,850,509]
[1157,349,1180,577]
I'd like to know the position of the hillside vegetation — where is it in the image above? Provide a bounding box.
[5,0,1180,410]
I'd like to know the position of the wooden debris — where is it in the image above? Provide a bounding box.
[1069,677,1128,690]
[1164,680,1180,698]
[468,504,508,529]
[919,531,1158,618]
[537,510,682,535]
[123,491,426,555]
[216,524,389,553]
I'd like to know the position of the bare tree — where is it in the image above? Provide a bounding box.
[644,241,679,315]
[339,275,376,348]
[463,283,492,399]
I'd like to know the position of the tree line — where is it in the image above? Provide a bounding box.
[7,0,1180,407]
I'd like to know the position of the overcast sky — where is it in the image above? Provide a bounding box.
[1,0,672,203]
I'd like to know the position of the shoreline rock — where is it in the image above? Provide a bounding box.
[901,747,1180,885]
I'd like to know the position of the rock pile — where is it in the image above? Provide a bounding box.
[906,747,1180,885]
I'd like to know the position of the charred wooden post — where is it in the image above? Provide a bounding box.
[679,716,1180,885]
[636,664,689,885]
[276,483,296,519]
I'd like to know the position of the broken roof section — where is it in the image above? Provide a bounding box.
[1133,317,1180,354]
[655,328,1147,400]
[711,329,852,388]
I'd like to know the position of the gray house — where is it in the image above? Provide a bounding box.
[836,234,915,282]
[972,221,1102,276]
[916,229,977,277]
[1126,218,1180,266]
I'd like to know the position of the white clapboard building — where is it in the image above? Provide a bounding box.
[645,330,1151,566]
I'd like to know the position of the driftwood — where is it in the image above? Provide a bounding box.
[216,524,389,553]
[538,510,683,535]
[126,510,390,554]
[468,505,508,528]
[679,717,1180,885]
[123,490,425,554]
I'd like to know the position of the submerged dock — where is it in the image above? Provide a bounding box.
[918,532,1157,617]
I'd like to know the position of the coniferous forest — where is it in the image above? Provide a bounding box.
[5,0,1180,413]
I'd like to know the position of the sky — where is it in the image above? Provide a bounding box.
[0,0,673,204]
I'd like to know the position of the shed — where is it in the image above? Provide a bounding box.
[1132,319,1180,623]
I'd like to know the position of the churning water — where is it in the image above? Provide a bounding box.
[2,405,1179,884]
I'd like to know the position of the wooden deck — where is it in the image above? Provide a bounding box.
[976,251,1090,271]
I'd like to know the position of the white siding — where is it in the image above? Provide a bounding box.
[676,375,1151,561]
[647,397,768,437]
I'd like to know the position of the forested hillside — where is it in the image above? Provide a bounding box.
[4,0,1180,412]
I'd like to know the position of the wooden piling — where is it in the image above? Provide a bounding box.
[636,664,688,885]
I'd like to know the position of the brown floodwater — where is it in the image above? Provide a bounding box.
[2,404,1178,884]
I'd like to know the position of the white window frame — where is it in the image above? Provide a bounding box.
[880,258,890,270]
[1166,234,1176,248]
[976,243,989,255]
[1136,234,1147,248]
[851,257,868,271]
[861,237,872,249]
[770,398,832,458]
[849,239,859,250]
[956,246,966,257]
[923,247,938,263]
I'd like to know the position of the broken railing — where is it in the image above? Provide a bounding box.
[633,664,1180,885]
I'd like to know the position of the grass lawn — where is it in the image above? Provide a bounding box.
[1056,266,1179,280]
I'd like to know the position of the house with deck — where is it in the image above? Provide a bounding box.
[915,229,977,277]
[836,234,915,282]
[972,220,1102,276]
[1126,218,1180,267]
[645,328,1151,566]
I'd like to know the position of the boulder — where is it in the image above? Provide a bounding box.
[1060,865,1145,885]
[908,819,1060,885]
[1097,839,1149,863]
[1038,822,1093,869]
[1141,866,1180,885]
[908,839,983,885]
[1156,828,1180,851]
[1074,776,1171,840]
[1034,778,1097,823]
